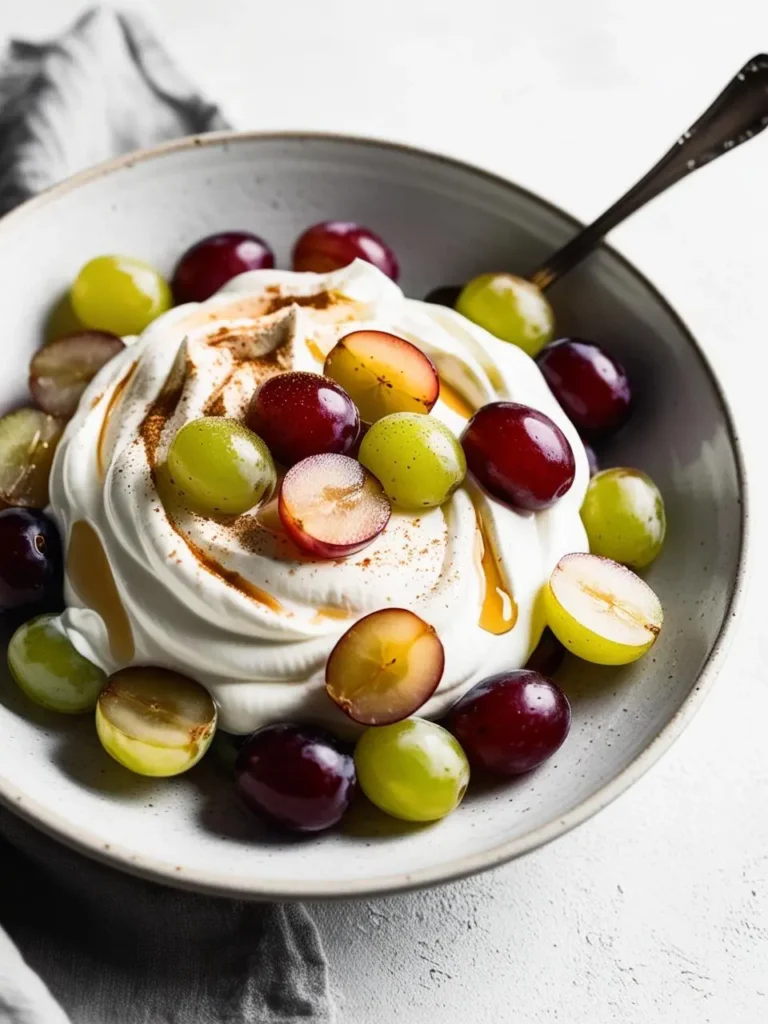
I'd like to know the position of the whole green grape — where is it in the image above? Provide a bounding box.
[354,718,470,822]
[166,417,276,515]
[581,467,666,569]
[456,272,555,357]
[71,255,172,336]
[8,614,106,713]
[358,412,466,509]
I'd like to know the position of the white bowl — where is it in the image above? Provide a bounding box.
[0,132,748,898]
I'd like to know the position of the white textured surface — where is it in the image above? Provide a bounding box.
[4,0,768,1020]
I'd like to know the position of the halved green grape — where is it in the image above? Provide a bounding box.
[354,718,470,822]
[8,614,106,713]
[580,468,666,569]
[71,255,172,336]
[545,552,663,665]
[0,408,65,508]
[166,417,276,515]
[358,412,466,509]
[96,667,217,777]
[456,273,554,356]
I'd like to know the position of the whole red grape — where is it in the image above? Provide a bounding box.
[246,371,360,466]
[461,402,575,511]
[292,221,399,280]
[446,670,571,776]
[172,231,275,304]
[0,508,62,611]
[537,338,631,437]
[235,724,356,832]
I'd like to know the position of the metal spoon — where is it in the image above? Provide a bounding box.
[428,55,768,303]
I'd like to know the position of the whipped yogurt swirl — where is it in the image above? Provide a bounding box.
[50,261,589,734]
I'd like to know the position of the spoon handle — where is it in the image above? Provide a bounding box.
[530,54,768,291]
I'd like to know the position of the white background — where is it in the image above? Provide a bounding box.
[5,1,768,1021]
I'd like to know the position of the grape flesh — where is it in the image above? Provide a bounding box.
[0,409,64,508]
[325,608,445,725]
[292,221,399,280]
[461,402,575,511]
[446,670,571,776]
[172,231,275,304]
[30,331,124,418]
[545,553,663,665]
[235,724,356,832]
[354,718,469,822]
[246,371,359,466]
[581,468,666,569]
[358,412,466,509]
[166,418,276,515]
[96,667,217,777]
[537,338,631,437]
[71,255,172,336]
[8,614,106,713]
[0,509,62,611]
[456,273,554,356]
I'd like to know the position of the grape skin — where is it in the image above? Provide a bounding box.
[358,413,466,509]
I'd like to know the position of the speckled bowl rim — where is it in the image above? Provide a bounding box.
[0,130,750,900]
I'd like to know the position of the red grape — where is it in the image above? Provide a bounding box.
[235,724,356,832]
[30,330,124,418]
[0,508,62,611]
[445,670,571,776]
[423,285,461,307]
[292,221,399,280]
[584,441,599,477]
[246,371,359,466]
[279,453,390,558]
[172,231,275,304]
[461,402,575,511]
[525,628,566,676]
[537,339,631,437]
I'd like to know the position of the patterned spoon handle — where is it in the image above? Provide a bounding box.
[530,55,768,290]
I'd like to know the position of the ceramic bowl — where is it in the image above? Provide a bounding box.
[0,133,747,898]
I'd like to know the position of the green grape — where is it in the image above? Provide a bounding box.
[581,468,666,570]
[8,614,106,713]
[71,255,172,336]
[546,553,663,665]
[354,718,470,822]
[456,272,555,357]
[96,667,217,777]
[166,417,276,515]
[358,412,466,509]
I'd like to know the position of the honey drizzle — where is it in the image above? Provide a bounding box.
[438,378,475,420]
[310,606,354,625]
[67,520,135,662]
[96,361,138,477]
[305,337,327,363]
[180,532,284,614]
[473,510,517,635]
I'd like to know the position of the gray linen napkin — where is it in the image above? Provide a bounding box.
[0,9,334,1023]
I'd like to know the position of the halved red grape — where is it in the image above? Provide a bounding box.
[0,508,62,611]
[0,409,65,508]
[279,454,390,558]
[324,330,439,423]
[30,331,124,417]
[172,231,275,304]
[246,372,359,466]
[292,221,399,280]
[537,339,631,437]
[461,402,575,511]
[235,723,356,832]
[445,670,571,776]
[326,608,445,725]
